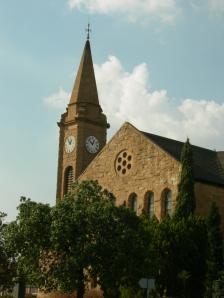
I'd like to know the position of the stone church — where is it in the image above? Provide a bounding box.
[56,37,224,223]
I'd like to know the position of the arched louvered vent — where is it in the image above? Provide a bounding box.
[64,166,73,195]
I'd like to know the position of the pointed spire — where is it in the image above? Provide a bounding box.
[69,39,99,106]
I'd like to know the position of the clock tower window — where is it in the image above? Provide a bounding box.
[64,166,74,195]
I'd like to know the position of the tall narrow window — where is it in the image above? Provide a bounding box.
[128,193,137,213]
[164,190,172,216]
[145,192,154,218]
[64,166,73,195]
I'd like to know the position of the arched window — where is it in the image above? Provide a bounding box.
[164,190,172,216]
[128,193,137,213]
[64,166,73,195]
[145,192,154,218]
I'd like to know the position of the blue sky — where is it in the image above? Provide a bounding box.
[1,0,224,221]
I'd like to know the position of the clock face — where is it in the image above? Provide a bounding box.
[85,136,100,154]
[65,136,75,154]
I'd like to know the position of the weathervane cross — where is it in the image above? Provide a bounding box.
[86,23,91,40]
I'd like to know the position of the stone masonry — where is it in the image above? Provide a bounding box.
[79,122,181,219]
[80,122,224,223]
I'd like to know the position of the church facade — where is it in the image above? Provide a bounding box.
[56,38,224,224]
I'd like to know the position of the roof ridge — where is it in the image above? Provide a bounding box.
[141,130,217,153]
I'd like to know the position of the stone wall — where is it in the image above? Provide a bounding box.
[80,122,224,222]
[79,122,181,219]
[195,182,224,228]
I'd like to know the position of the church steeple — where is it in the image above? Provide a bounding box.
[69,40,99,106]
[56,36,109,200]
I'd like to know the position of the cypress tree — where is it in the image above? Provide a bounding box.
[175,138,196,218]
[206,202,223,298]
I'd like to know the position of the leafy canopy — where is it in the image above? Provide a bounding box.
[206,202,223,298]
[3,181,148,298]
[0,212,16,292]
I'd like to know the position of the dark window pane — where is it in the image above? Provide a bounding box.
[164,190,172,216]
[129,193,137,212]
[146,193,154,218]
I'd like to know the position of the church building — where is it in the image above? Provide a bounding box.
[56,36,224,223]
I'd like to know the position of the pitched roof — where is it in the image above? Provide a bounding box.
[69,40,99,106]
[141,131,224,187]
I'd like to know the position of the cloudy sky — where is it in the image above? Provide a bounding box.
[1,0,224,220]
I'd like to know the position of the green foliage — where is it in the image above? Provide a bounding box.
[4,182,147,298]
[45,181,118,296]
[212,271,224,298]
[91,204,147,298]
[4,197,52,286]
[119,285,143,298]
[139,212,159,278]
[3,179,210,298]
[51,180,147,298]
[147,215,207,298]
[175,138,196,218]
[0,212,16,291]
[205,202,223,298]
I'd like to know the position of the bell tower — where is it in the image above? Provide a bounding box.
[56,34,109,200]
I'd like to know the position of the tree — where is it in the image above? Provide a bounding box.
[91,204,147,298]
[139,212,159,280]
[0,212,16,292]
[4,197,52,291]
[206,202,223,297]
[119,285,143,298]
[42,180,119,298]
[160,138,208,297]
[175,138,196,218]
[212,271,224,298]
[4,182,147,298]
[48,180,147,298]
[150,215,207,298]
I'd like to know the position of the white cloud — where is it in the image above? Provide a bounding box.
[43,87,70,109]
[95,56,224,150]
[68,0,180,23]
[207,0,224,13]
[45,56,224,150]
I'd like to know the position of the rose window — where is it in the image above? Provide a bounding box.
[115,150,133,176]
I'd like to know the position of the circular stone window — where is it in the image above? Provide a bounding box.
[115,150,133,176]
